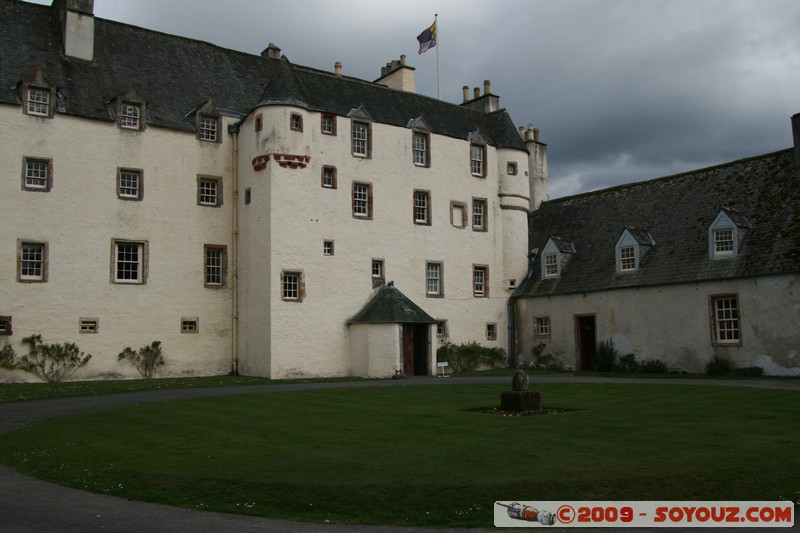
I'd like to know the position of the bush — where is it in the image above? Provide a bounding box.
[732,366,764,377]
[527,343,564,371]
[0,343,15,369]
[437,341,506,372]
[614,353,640,373]
[639,359,668,374]
[12,334,92,382]
[118,341,165,379]
[592,339,618,372]
[706,355,735,376]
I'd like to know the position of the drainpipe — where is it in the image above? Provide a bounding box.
[507,298,516,368]
[229,122,240,375]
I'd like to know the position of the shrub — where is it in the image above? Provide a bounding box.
[0,343,15,369]
[732,366,764,377]
[592,339,618,372]
[118,341,165,379]
[13,334,92,382]
[706,355,735,376]
[437,341,506,372]
[614,353,640,373]
[639,359,668,374]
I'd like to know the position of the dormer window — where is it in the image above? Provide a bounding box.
[408,116,431,167]
[468,131,488,177]
[120,102,141,129]
[708,208,749,259]
[347,106,374,158]
[615,227,654,274]
[199,115,218,141]
[21,67,55,118]
[27,88,50,116]
[541,237,575,279]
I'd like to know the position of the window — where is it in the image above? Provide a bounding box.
[323,240,334,256]
[27,88,50,116]
[352,121,369,157]
[372,259,384,279]
[544,253,558,277]
[436,320,448,338]
[120,102,141,129]
[281,271,304,301]
[413,132,429,167]
[117,168,142,200]
[535,316,551,337]
[470,144,485,177]
[321,166,337,189]
[713,228,734,255]
[244,187,251,204]
[473,266,488,297]
[18,241,47,282]
[352,182,372,219]
[472,198,487,231]
[198,176,222,207]
[112,240,147,284]
[486,323,497,341]
[290,113,303,131]
[255,114,263,132]
[619,246,636,272]
[181,318,199,333]
[321,114,337,135]
[414,190,431,225]
[507,162,518,175]
[204,245,226,287]
[23,157,51,191]
[712,295,740,345]
[79,318,99,334]
[0,317,11,336]
[426,262,443,297]
[199,115,218,142]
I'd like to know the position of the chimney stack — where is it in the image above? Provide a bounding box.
[261,42,281,60]
[374,56,416,92]
[473,87,480,99]
[484,79,491,95]
[54,0,94,61]
[463,86,470,102]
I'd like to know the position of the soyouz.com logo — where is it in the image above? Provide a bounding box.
[493,501,794,527]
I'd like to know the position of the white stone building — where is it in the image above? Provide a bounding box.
[513,116,800,376]
[0,0,547,381]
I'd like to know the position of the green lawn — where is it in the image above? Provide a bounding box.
[0,383,798,527]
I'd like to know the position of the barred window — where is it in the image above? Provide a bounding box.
[27,88,49,116]
[619,246,636,272]
[120,102,141,129]
[79,318,99,334]
[712,295,740,344]
[113,241,146,284]
[24,158,50,191]
[199,115,218,142]
[414,190,430,224]
[118,168,142,200]
[544,253,558,277]
[198,177,222,207]
[19,242,46,282]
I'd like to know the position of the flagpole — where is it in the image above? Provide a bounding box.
[435,13,440,100]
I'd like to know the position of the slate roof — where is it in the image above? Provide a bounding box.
[348,285,437,324]
[516,149,800,298]
[0,0,526,150]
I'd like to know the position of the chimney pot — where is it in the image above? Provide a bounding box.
[400,54,406,66]
[335,61,342,76]
[473,87,480,99]
[484,79,491,95]
[518,125,526,139]
[463,86,469,102]
[534,128,541,142]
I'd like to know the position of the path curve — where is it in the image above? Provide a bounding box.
[1,375,798,532]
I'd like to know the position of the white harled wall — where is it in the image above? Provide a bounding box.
[0,106,233,381]
[237,105,531,378]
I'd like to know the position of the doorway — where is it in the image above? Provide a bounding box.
[402,324,430,376]
[576,315,596,370]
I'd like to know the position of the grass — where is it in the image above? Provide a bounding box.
[0,383,798,527]
[0,375,370,404]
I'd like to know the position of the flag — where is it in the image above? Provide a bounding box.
[417,20,436,54]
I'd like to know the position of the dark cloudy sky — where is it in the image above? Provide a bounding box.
[31,0,800,198]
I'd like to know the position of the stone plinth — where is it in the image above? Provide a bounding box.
[500,390,541,412]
